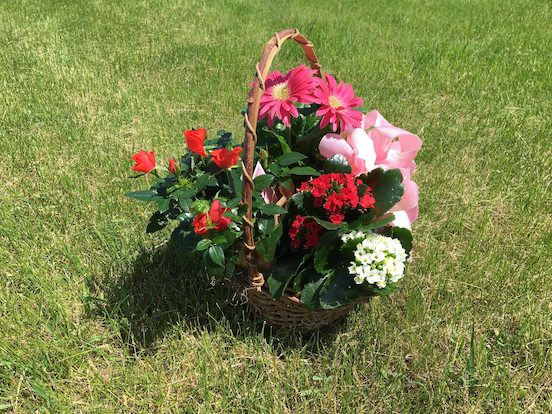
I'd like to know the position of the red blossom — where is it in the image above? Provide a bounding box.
[192,200,231,235]
[184,128,207,157]
[210,147,242,169]
[131,150,156,173]
[289,215,324,250]
[297,173,374,223]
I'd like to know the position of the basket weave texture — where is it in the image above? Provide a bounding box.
[239,29,367,330]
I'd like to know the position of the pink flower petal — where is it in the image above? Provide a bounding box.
[319,134,354,164]
[347,129,376,173]
[391,179,418,212]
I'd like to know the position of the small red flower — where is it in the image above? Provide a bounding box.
[168,158,177,174]
[359,192,375,209]
[192,200,232,235]
[297,173,374,223]
[210,147,242,169]
[289,215,324,250]
[184,128,207,157]
[131,150,156,173]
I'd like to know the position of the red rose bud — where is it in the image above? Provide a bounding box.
[131,150,156,173]
[183,128,207,157]
[210,147,242,169]
[168,158,177,174]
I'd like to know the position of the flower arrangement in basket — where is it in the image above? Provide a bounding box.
[127,29,421,330]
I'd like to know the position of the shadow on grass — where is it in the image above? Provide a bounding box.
[85,240,348,353]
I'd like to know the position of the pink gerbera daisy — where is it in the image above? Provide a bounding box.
[259,65,317,127]
[313,73,363,132]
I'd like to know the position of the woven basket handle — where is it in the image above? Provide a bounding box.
[241,28,322,288]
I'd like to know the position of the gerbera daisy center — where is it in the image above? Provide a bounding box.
[328,95,343,109]
[272,82,291,100]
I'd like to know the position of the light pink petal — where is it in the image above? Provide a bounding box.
[319,133,354,164]
[347,128,376,173]
[368,129,393,163]
[391,179,418,212]
[361,110,392,129]
[252,161,265,179]
[406,205,418,223]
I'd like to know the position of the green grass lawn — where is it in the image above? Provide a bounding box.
[1,0,551,412]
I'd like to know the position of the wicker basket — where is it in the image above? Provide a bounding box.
[239,28,367,330]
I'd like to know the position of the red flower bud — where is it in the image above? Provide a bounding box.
[131,150,156,173]
[184,128,207,157]
[210,147,242,169]
[168,158,177,174]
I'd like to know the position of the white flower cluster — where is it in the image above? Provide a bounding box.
[342,231,407,288]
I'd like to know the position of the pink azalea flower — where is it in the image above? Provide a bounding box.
[259,65,317,127]
[319,110,422,227]
[313,73,363,132]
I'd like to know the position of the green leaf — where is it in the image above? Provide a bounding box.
[225,197,241,208]
[208,245,225,267]
[290,192,305,209]
[382,226,413,256]
[267,163,282,176]
[196,239,212,251]
[349,214,395,230]
[174,188,198,200]
[261,127,292,154]
[267,254,303,299]
[253,174,274,190]
[259,203,287,215]
[211,231,237,249]
[300,274,329,309]
[293,263,315,292]
[359,168,404,217]
[195,173,210,191]
[319,267,365,309]
[314,231,340,274]
[276,151,308,166]
[323,154,352,173]
[228,170,243,197]
[257,217,275,234]
[125,189,160,202]
[289,166,320,176]
[367,282,397,297]
[157,197,171,213]
[256,224,283,261]
[176,212,193,224]
[171,227,199,249]
[178,195,192,212]
[146,211,168,233]
[310,216,342,230]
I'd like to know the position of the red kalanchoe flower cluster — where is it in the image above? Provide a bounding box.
[289,215,325,250]
[192,200,231,235]
[298,173,375,224]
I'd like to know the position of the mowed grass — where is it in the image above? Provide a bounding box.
[1,0,551,412]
